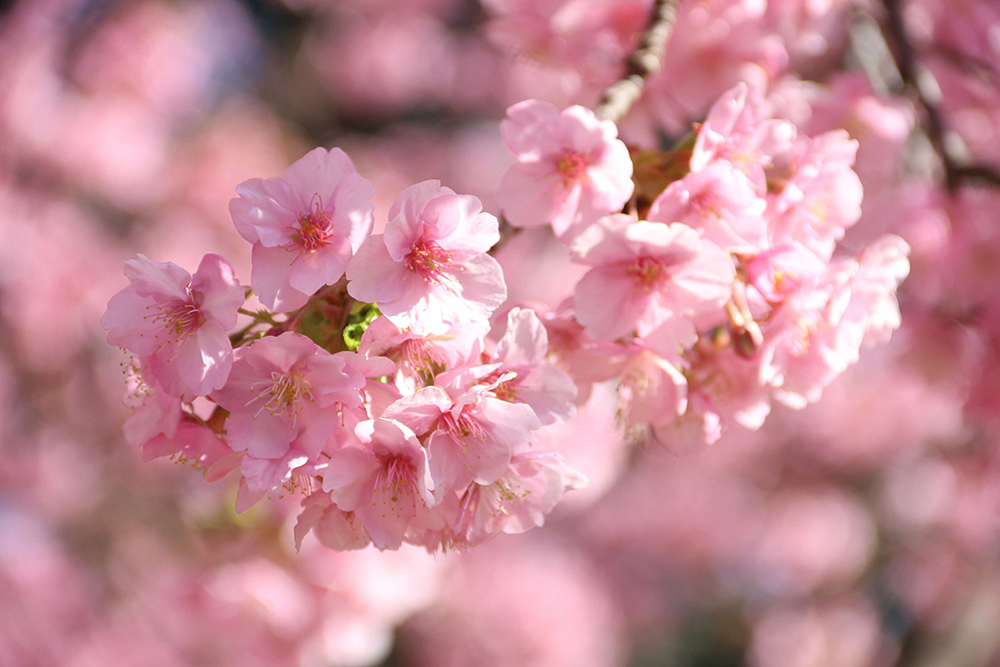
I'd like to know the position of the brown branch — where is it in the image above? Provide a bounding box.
[594,0,680,123]
[881,0,1000,193]
[951,164,1000,188]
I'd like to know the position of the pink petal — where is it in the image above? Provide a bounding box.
[191,253,243,329]
[282,147,358,203]
[250,242,309,312]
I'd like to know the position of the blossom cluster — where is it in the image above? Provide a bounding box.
[103,147,584,552]
[102,81,909,552]
[495,85,910,449]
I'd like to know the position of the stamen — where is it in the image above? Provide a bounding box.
[143,295,203,355]
[372,456,423,519]
[689,190,722,218]
[440,408,488,445]
[292,196,334,251]
[627,256,668,291]
[245,370,314,427]
[406,240,452,284]
[553,149,588,187]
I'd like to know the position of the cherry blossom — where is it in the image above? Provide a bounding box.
[766,130,864,260]
[647,159,768,253]
[487,307,578,425]
[101,253,243,400]
[383,376,541,491]
[229,147,375,311]
[321,418,440,550]
[571,214,736,353]
[497,100,634,240]
[454,451,586,546]
[689,81,797,192]
[346,180,506,335]
[210,332,366,460]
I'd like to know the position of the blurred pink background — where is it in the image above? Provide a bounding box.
[2,0,1000,665]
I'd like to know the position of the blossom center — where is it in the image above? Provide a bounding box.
[554,149,588,187]
[248,370,314,423]
[399,338,446,377]
[627,256,669,291]
[293,200,334,251]
[374,456,419,507]
[440,407,487,444]
[147,298,202,349]
[689,190,722,218]
[406,241,452,283]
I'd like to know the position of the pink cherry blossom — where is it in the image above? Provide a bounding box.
[766,130,864,260]
[762,235,910,408]
[101,253,243,400]
[210,332,366,460]
[142,421,240,481]
[321,419,440,550]
[346,180,506,335]
[294,492,371,552]
[497,100,634,240]
[240,449,314,494]
[571,214,736,354]
[647,159,768,253]
[229,147,375,311]
[383,377,541,490]
[359,315,484,390]
[689,81,797,193]
[615,345,688,426]
[488,307,578,425]
[745,243,829,304]
[527,300,627,403]
[120,359,183,450]
[663,345,771,447]
[454,451,586,546]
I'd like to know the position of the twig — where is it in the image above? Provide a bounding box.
[951,164,1000,188]
[881,0,1000,193]
[594,0,680,123]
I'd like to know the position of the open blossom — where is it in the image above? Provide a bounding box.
[383,375,541,491]
[229,147,375,311]
[120,358,183,450]
[101,254,243,400]
[496,100,634,240]
[767,130,864,260]
[571,214,736,354]
[294,492,371,552]
[359,316,484,391]
[489,307,578,425]
[647,159,768,253]
[746,243,829,305]
[322,419,440,551]
[762,235,910,408]
[615,345,688,426]
[690,81,797,193]
[119,358,240,480]
[671,345,772,447]
[346,180,506,336]
[528,301,627,403]
[454,451,586,546]
[210,332,366,461]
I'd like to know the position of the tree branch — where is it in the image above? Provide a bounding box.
[881,0,1000,193]
[594,0,680,123]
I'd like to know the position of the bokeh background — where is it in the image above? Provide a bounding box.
[2,0,1000,665]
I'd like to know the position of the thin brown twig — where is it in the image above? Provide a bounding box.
[594,0,680,123]
[881,0,1000,193]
